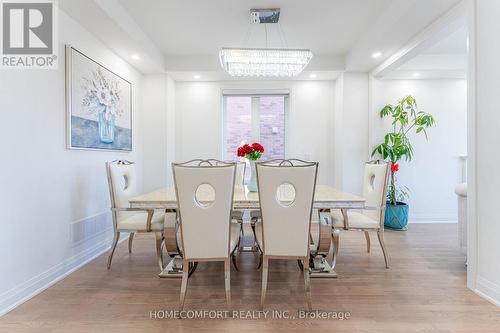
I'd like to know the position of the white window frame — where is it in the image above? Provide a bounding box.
[222,90,289,161]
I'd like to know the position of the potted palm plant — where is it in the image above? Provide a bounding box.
[371,95,435,230]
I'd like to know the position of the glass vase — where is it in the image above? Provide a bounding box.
[247,160,258,192]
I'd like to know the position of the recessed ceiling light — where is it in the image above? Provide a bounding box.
[372,51,382,59]
[309,73,317,79]
[193,75,201,79]
[412,72,420,77]
[131,54,140,60]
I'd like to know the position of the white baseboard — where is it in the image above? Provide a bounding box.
[475,276,500,307]
[409,220,458,224]
[409,212,457,222]
[0,230,127,317]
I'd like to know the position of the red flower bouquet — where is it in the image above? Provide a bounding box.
[237,142,264,161]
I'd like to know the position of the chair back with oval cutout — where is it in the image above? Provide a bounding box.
[106,160,138,222]
[211,160,245,186]
[362,161,390,225]
[234,162,245,186]
[172,160,236,260]
[256,159,318,257]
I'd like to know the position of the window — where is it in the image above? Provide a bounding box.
[223,93,288,162]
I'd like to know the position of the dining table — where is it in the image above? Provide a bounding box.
[129,184,365,278]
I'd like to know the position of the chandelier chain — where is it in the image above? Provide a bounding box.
[243,23,253,46]
[276,24,285,48]
[265,24,268,48]
[278,23,289,48]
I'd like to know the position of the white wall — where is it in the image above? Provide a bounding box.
[371,79,467,222]
[165,76,176,186]
[0,10,144,314]
[174,80,336,185]
[142,75,168,192]
[334,73,369,194]
[175,82,222,160]
[473,0,500,306]
[142,74,176,190]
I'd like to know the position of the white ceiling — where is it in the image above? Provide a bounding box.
[423,25,467,54]
[384,25,467,80]
[59,0,464,77]
[117,0,391,56]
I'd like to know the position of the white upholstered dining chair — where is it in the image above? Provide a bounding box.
[234,161,245,186]
[214,160,261,257]
[330,161,390,268]
[106,160,165,270]
[253,159,318,310]
[172,160,241,309]
[210,159,246,186]
[214,160,246,224]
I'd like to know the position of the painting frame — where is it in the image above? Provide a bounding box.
[65,45,133,152]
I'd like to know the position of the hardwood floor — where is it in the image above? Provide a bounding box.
[1,224,499,333]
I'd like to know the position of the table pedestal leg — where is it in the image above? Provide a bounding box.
[240,217,260,252]
[310,209,338,278]
[159,255,184,278]
[240,246,260,252]
[159,210,183,278]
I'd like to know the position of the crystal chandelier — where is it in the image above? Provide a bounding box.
[219,48,313,77]
[219,9,313,77]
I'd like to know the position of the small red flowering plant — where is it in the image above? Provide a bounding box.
[387,162,409,206]
[237,142,264,161]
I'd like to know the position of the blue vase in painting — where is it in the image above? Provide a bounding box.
[98,108,115,143]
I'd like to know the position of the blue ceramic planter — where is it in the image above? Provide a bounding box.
[384,202,409,230]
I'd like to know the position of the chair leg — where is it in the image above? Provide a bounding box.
[257,254,263,269]
[238,217,244,251]
[107,231,120,269]
[303,257,312,311]
[179,259,189,310]
[297,259,304,271]
[128,232,134,253]
[377,229,390,268]
[260,256,269,309]
[232,226,241,271]
[364,231,370,253]
[188,262,198,277]
[251,217,259,248]
[231,251,239,272]
[155,232,164,271]
[224,258,232,308]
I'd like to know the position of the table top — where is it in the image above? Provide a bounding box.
[129,185,365,210]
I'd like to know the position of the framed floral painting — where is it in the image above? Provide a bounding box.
[66,45,132,151]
